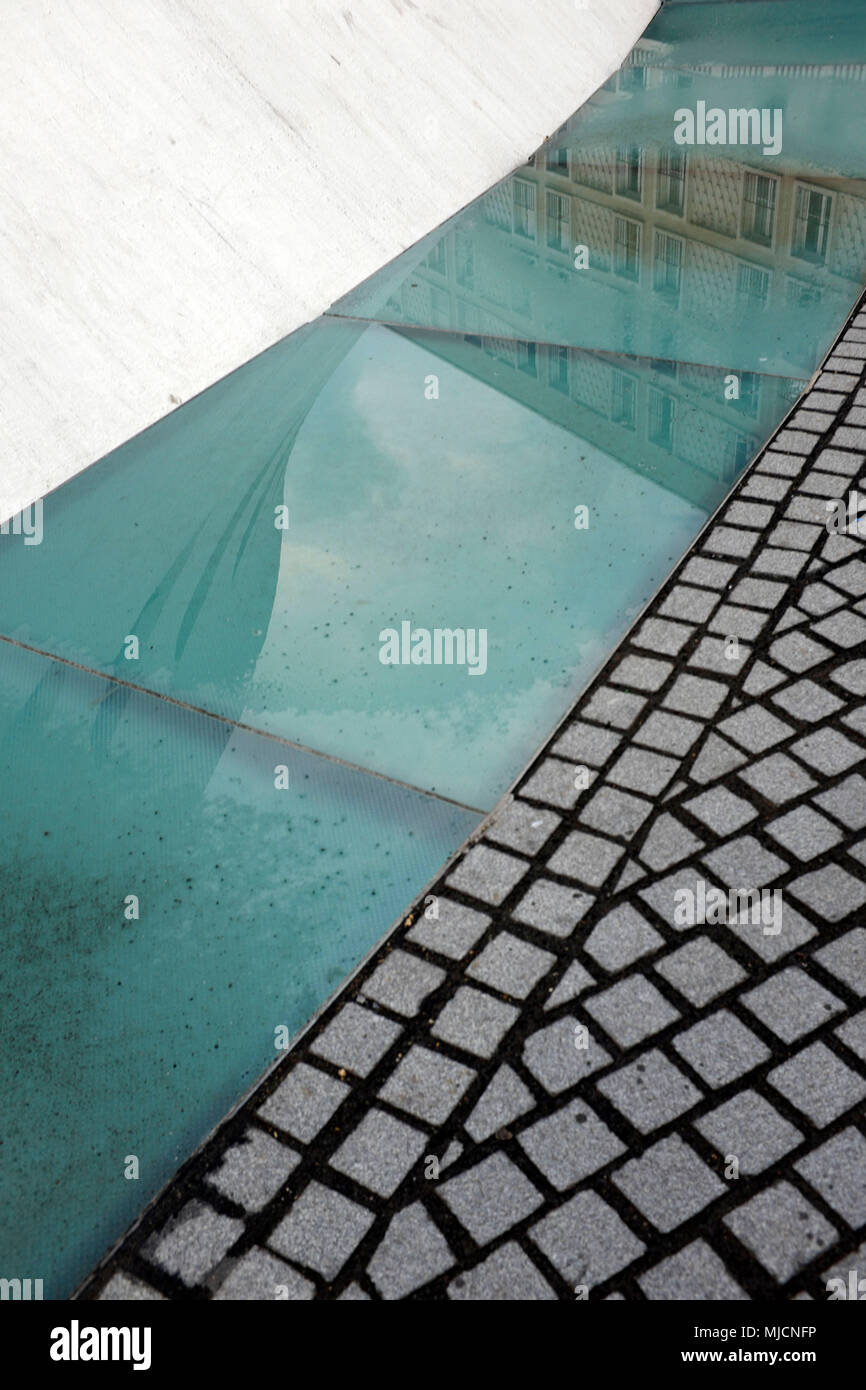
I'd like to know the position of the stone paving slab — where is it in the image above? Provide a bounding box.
[77,307,866,1302]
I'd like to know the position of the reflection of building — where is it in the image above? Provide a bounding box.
[384,56,866,505]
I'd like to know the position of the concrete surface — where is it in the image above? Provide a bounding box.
[0,0,657,523]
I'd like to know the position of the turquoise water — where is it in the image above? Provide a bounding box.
[1,0,865,1297]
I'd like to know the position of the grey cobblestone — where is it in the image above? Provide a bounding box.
[518,1099,626,1190]
[596,1050,702,1133]
[439,1153,543,1244]
[612,1135,725,1230]
[694,1090,802,1174]
[767,1042,866,1126]
[723,1183,837,1283]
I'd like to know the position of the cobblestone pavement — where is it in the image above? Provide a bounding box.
[80,309,866,1302]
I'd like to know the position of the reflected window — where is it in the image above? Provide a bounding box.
[517,340,536,377]
[742,172,777,247]
[619,65,646,92]
[731,371,760,416]
[792,185,831,263]
[616,145,643,201]
[425,239,447,275]
[430,288,450,327]
[656,149,686,215]
[546,191,571,253]
[513,180,537,240]
[548,345,569,394]
[786,275,821,309]
[648,388,675,450]
[736,262,769,305]
[653,230,683,301]
[614,216,641,281]
[455,231,474,288]
[546,145,570,176]
[611,371,636,428]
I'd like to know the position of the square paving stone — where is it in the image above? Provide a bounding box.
[672,1010,770,1087]
[766,805,844,861]
[727,899,816,963]
[610,653,673,691]
[580,785,653,838]
[730,577,788,608]
[520,757,590,810]
[827,558,866,596]
[681,555,737,588]
[511,877,595,938]
[706,525,758,558]
[581,686,647,729]
[518,1100,626,1191]
[638,867,712,930]
[596,1050,702,1134]
[607,747,681,796]
[814,928,866,994]
[836,1008,866,1061]
[710,603,770,641]
[329,1108,427,1197]
[552,719,623,766]
[789,865,866,922]
[439,1153,543,1245]
[771,679,845,723]
[367,1202,454,1299]
[522,1015,611,1094]
[694,1091,802,1175]
[205,1129,300,1213]
[799,581,848,616]
[311,1003,401,1078]
[635,709,705,756]
[585,977,680,1049]
[360,950,445,1017]
[795,1129,866,1227]
[685,787,757,836]
[547,829,625,888]
[813,608,866,647]
[752,548,810,579]
[662,674,728,718]
[583,902,664,973]
[660,584,720,623]
[638,1241,747,1300]
[633,616,694,655]
[612,1134,725,1231]
[530,1190,645,1289]
[485,800,561,856]
[654,936,746,1007]
[407,897,490,959]
[465,1064,535,1142]
[149,1202,243,1288]
[446,844,530,906]
[770,631,833,673]
[767,1042,866,1126]
[432,986,519,1059]
[688,635,750,676]
[701,835,788,889]
[448,1242,556,1300]
[467,932,555,999]
[792,727,864,777]
[258,1062,350,1143]
[269,1182,374,1280]
[378,1045,476,1125]
[723,1182,837,1283]
[737,753,817,804]
[213,1248,314,1301]
[741,968,844,1042]
[719,706,794,754]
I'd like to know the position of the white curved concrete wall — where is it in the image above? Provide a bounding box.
[0,0,657,521]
